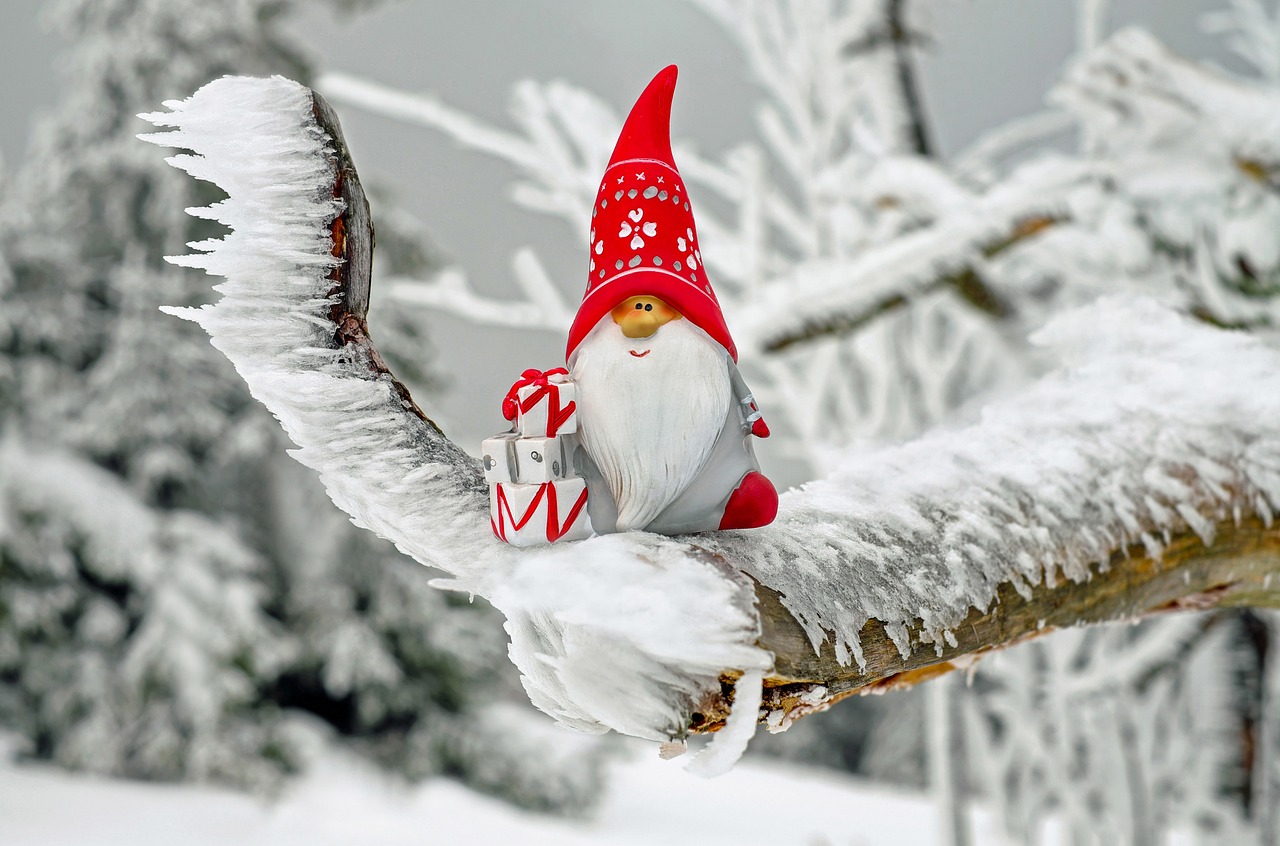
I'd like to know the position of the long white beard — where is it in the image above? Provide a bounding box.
[570,318,731,531]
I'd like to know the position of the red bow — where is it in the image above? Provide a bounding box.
[502,367,569,422]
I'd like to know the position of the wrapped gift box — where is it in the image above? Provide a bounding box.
[490,477,592,546]
[481,433,574,484]
[515,435,572,483]
[481,432,520,484]
[514,374,577,438]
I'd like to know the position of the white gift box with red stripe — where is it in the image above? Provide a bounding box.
[514,374,578,438]
[490,476,593,547]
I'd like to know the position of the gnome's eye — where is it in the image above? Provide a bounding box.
[644,303,653,311]
[634,303,643,310]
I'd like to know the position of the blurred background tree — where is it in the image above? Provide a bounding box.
[0,0,605,810]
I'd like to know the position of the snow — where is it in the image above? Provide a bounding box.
[702,296,1280,667]
[683,670,763,778]
[495,534,769,742]
[0,733,1015,846]
[732,158,1095,353]
[0,437,155,582]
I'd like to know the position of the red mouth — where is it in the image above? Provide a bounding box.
[629,349,651,358]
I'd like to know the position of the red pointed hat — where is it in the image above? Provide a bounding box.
[566,65,738,363]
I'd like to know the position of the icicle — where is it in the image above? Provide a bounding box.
[684,670,764,778]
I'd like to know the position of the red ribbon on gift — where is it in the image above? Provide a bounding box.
[502,367,575,437]
[501,368,567,421]
[490,480,590,544]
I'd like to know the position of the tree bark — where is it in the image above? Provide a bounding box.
[689,518,1280,732]
[885,0,934,158]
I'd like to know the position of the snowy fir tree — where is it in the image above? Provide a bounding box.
[0,0,604,808]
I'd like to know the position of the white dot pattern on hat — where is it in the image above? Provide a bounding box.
[566,67,740,363]
[585,160,715,308]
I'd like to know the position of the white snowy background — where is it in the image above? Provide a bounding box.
[3,1,1280,845]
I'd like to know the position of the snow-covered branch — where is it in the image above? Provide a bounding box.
[1056,27,1280,168]
[951,109,1076,182]
[142,77,1280,768]
[725,516,1280,732]
[318,70,612,237]
[317,71,544,171]
[141,78,495,587]
[1204,0,1280,84]
[735,160,1088,353]
[386,250,572,333]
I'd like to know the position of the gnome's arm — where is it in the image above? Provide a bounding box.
[728,362,770,439]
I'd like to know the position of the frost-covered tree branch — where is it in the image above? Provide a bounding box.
[141,76,1280,773]
[385,250,573,334]
[736,163,1080,353]
[745,26,1280,353]
[885,0,934,156]
[716,517,1280,732]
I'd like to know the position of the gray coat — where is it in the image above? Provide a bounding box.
[572,356,763,535]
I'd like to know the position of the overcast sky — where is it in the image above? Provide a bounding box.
[1,0,1240,467]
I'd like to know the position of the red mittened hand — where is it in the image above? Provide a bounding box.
[746,398,770,438]
[503,368,569,421]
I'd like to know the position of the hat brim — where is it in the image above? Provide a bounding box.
[566,267,737,364]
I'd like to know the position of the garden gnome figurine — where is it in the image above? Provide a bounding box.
[565,65,778,534]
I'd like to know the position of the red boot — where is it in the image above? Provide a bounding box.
[718,471,779,530]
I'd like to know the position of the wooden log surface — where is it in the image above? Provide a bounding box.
[690,517,1280,733]
[313,91,449,437]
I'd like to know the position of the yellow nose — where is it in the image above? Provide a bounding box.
[611,296,682,339]
[620,311,660,338]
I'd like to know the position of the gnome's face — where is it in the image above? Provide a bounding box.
[611,295,682,342]
[570,297,730,531]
